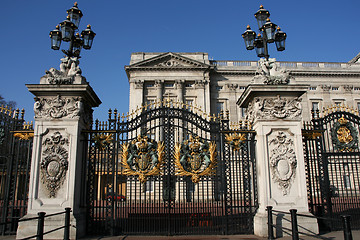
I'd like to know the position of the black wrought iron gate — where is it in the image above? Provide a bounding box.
[303,110,360,231]
[85,103,257,236]
[0,107,33,234]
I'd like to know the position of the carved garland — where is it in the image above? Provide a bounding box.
[40,131,69,198]
[174,135,217,183]
[121,135,164,183]
[269,131,297,195]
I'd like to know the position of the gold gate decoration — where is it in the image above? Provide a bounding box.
[331,116,358,152]
[225,133,246,151]
[93,134,113,151]
[121,135,164,183]
[174,135,217,183]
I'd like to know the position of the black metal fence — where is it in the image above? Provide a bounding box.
[0,106,33,235]
[84,102,258,236]
[303,110,360,231]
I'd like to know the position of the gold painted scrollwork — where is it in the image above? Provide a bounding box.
[121,135,164,183]
[93,134,113,151]
[174,135,217,183]
[13,132,34,140]
[225,133,246,151]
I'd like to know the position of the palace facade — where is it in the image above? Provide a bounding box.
[125,52,360,122]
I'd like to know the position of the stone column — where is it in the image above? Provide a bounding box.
[175,80,184,103]
[16,58,101,239]
[155,80,163,101]
[237,84,318,237]
[195,80,206,110]
[226,83,239,122]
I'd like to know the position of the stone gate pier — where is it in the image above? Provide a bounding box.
[237,59,318,237]
[16,58,101,239]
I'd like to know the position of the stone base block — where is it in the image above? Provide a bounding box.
[16,213,85,240]
[254,212,318,238]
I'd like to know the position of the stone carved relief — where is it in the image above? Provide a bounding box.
[154,80,163,88]
[42,56,83,84]
[41,131,69,198]
[321,85,331,91]
[195,80,207,89]
[134,80,144,89]
[34,95,82,119]
[156,60,184,67]
[253,58,291,85]
[268,131,297,195]
[175,80,184,89]
[343,85,353,92]
[247,95,302,122]
[226,83,238,91]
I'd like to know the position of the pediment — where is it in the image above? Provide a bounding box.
[127,52,210,69]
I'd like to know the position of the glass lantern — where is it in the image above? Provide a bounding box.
[60,16,76,42]
[263,18,277,43]
[254,5,270,30]
[49,25,62,50]
[81,25,96,50]
[254,34,265,58]
[275,27,287,51]
[242,25,256,50]
[72,33,84,56]
[66,2,83,28]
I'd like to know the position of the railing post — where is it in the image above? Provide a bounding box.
[290,209,299,240]
[64,208,71,240]
[342,215,353,240]
[267,206,274,240]
[36,212,45,240]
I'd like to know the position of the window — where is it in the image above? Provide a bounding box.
[332,87,339,91]
[239,86,246,90]
[334,102,342,107]
[309,87,317,90]
[312,102,319,117]
[240,108,246,118]
[145,180,154,192]
[343,164,351,189]
[186,100,193,110]
[216,86,223,90]
[185,83,193,87]
[146,83,154,87]
[357,102,360,112]
[164,83,174,88]
[216,102,224,114]
[354,87,360,91]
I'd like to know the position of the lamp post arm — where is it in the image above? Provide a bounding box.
[261,31,269,60]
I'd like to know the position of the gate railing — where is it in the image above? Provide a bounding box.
[303,108,360,232]
[0,106,33,235]
[83,102,258,236]
[266,206,353,240]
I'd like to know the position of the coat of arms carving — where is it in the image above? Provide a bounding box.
[174,135,217,183]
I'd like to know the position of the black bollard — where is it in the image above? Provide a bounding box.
[267,206,274,240]
[342,215,353,240]
[64,208,71,240]
[36,212,46,240]
[290,209,299,240]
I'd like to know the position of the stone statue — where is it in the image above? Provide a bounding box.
[41,56,86,85]
[253,58,292,85]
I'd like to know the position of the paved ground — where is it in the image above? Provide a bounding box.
[1,231,359,239]
[80,231,360,240]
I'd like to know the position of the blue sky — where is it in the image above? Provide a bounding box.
[1,0,359,121]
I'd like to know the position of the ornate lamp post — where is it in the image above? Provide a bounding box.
[242,5,286,60]
[49,2,96,58]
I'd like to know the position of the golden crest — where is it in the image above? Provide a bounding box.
[121,135,164,183]
[174,135,217,183]
[337,126,353,144]
[93,134,113,151]
[225,133,246,151]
